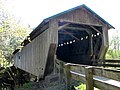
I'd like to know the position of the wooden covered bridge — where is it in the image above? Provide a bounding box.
[13,4,114,78]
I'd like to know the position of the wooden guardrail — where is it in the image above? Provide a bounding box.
[94,59,120,67]
[65,63,120,90]
[104,60,120,67]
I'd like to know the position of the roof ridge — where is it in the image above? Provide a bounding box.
[43,4,114,29]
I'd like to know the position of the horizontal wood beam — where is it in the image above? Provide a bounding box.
[70,70,120,90]
[71,71,86,83]
[70,65,86,74]
[93,76,120,90]
[59,19,102,27]
[63,26,90,31]
[93,67,120,82]
[59,20,101,35]
[60,26,91,35]
[68,63,120,81]
[104,64,120,67]
[105,60,120,63]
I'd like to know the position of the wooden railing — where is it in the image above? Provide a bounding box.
[65,63,120,90]
[104,60,120,67]
[95,59,120,67]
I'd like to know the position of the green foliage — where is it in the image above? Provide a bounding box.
[0,50,7,67]
[75,83,86,90]
[0,0,32,67]
[105,30,120,59]
[106,33,120,59]
[106,49,120,59]
[75,83,100,90]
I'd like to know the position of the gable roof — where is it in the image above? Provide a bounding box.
[44,4,114,29]
[32,4,114,39]
[13,4,114,55]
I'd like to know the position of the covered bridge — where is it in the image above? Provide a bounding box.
[13,4,114,78]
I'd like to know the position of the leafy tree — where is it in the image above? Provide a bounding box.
[106,30,120,59]
[0,0,32,67]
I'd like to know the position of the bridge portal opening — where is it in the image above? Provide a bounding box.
[56,21,102,65]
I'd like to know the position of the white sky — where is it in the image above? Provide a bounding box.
[7,0,120,37]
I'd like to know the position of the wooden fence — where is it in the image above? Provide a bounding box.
[65,63,120,90]
[96,59,120,67]
[103,60,120,67]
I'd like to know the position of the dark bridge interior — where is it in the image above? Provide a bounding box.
[56,21,102,65]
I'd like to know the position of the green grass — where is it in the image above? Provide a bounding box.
[15,82,33,90]
[75,83,86,90]
[74,83,99,90]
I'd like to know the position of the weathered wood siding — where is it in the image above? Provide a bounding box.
[14,29,50,77]
[13,6,109,77]
[52,8,103,25]
[13,52,20,67]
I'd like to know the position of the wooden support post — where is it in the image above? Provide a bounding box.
[59,61,64,83]
[89,31,93,65]
[54,55,57,74]
[98,26,109,59]
[88,32,93,56]
[65,64,71,90]
[85,66,94,90]
[103,59,106,68]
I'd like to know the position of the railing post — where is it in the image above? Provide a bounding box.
[65,63,71,90]
[103,59,106,67]
[85,66,94,90]
[59,61,64,83]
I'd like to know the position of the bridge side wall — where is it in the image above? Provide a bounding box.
[14,29,51,77]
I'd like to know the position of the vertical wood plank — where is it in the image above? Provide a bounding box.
[65,64,71,90]
[85,66,94,90]
[89,32,93,57]
[59,61,64,83]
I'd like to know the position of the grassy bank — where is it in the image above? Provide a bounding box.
[15,82,34,90]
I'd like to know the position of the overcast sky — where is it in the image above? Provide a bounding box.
[7,0,120,37]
